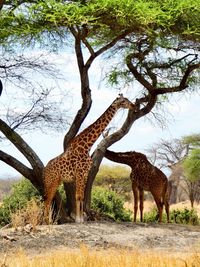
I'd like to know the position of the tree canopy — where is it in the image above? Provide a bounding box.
[183,134,200,181]
[1,0,200,44]
[184,149,200,181]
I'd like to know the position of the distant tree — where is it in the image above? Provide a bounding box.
[147,134,200,206]
[183,147,200,206]
[184,148,200,181]
[146,138,189,168]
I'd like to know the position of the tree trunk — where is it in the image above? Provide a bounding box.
[0,0,5,11]
[64,182,76,216]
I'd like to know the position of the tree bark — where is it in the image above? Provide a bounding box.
[0,0,5,10]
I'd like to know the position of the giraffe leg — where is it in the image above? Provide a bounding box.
[164,183,170,223]
[43,177,61,224]
[75,160,92,223]
[164,189,170,223]
[75,196,84,223]
[132,182,139,222]
[165,200,170,223]
[75,183,82,223]
[139,188,144,222]
[75,182,85,223]
[154,196,164,223]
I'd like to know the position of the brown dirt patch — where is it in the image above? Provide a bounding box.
[0,221,200,256]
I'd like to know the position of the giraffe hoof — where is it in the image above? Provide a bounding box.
[75,217,84,223]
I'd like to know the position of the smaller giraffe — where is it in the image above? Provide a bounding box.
[105,150,171,223]
[43,94,136,223]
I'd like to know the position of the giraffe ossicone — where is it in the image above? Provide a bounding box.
[43,94,136,223]
[105,150,171,223]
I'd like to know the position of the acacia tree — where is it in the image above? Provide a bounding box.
[147,134,200,206]
[183,136,200,206]
[0,0,200,220]
[146,138,189,168]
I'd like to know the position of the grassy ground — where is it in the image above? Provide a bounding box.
[1,246,200,267]
[1,200,200,266]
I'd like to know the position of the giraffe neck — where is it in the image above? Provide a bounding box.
[105,150,145,167]
[71,105,118,151]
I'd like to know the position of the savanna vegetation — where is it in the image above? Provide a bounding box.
[0,0,200,222]
[0,157,199,227]
[1,1,200,266]
[1,246,200,267]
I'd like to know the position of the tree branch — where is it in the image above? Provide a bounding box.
[156,63,200,94]
[0,150,33,179]
[85,29,132,71]
[0,0,5,11]
[63,27,92,149]
[0,119,44,173]
[126,53,155,94]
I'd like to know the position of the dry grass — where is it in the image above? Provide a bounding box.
[1,246,200,267]
[11,199,43,230]
[10,198,62,230]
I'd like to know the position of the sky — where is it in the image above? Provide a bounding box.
[0,51,200,179]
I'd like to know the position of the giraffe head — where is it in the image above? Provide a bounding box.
[112,94,136,110]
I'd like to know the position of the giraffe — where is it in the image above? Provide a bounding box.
[43,94,136,223]
[104,150,171,223]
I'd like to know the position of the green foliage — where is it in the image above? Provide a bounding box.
[1,0,200,48]
[91,187,132,222]
[107,68,134,87]
[96,165,130,182]
[95,165,131,200]
[143,207,199,225]
[143,207,161,223]
[182,134,200,148]
[183,148,200,181]
[0,178,40,227]
[171,208,199,225]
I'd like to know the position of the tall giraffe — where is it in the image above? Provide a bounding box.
[43,94,136,223]
[105,150,171,223]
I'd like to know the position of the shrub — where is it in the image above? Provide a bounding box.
[143,207,161,223]
[0,178,40,227]
[91,187,132,222]
[95,165,132,201]
[143,207,199,225]
[171,208,199,225]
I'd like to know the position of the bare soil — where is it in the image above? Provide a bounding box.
[1,201,200,256]
[0,221,200,256]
